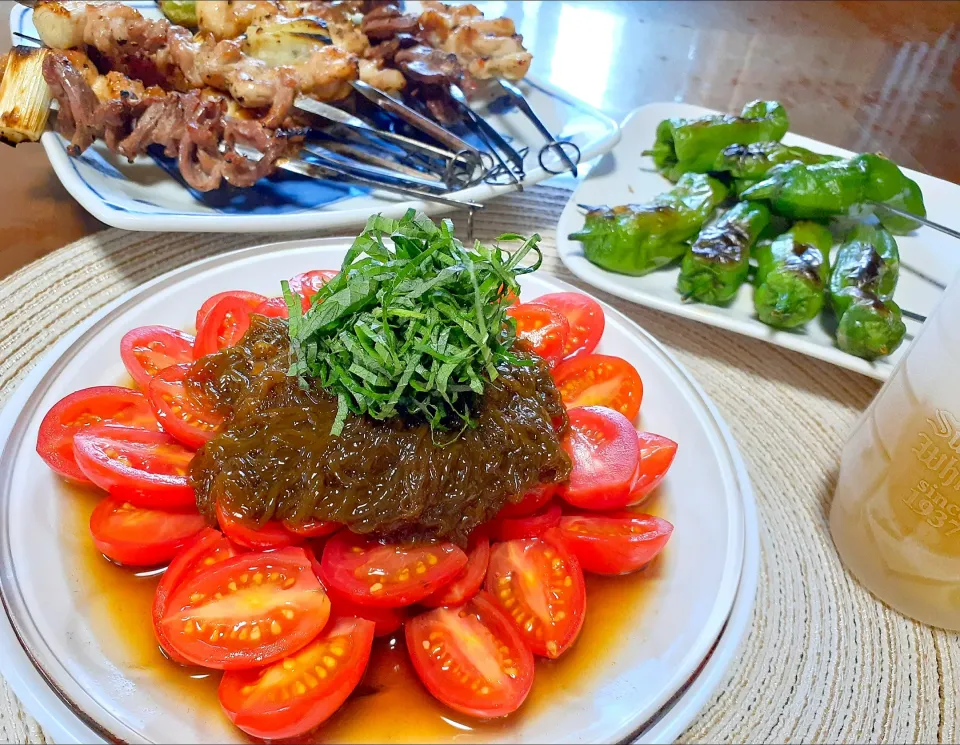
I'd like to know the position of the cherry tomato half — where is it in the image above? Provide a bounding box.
[421,537,490,608]
[73,425,196,509]
[37,387,161,483]
[282,518,340,539]
[493,504,561,542]
[406,592,534,718]
[152,528,243,663]
[216,501,303,550]
[497,483,557,519]
[321,531,467,608]
[252,296,290,319]
[120,325,195,390]
[559,406,640,511]
[306,547,407,637]
[219,616,374,740]
[89,497,205,566]
[507,303,570,368]
[552,354,644,422]
[195,291,265,332]
[628,432,679,505]
[194,297,252,359]
[159,547,331,670]
[484,532,586,659]
[288,269,339,310]
[532,292,605,362]
[147,363,223,449]
[558,512,674,575]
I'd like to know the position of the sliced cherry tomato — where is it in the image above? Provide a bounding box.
[406,592,534,718]
[216,501,303,550]
[195,290,266,332]
[219,616,374,740]
[559,512,674,575]
[493,504,561,542]
[37,386,161,483]
[89,497,205,566]
[506,303,570,368]
[159,547,331,670]
[421,537,490,608]
[73,425,195,508]
[252,296,290,319]
[532,292,605,362]
[559,406,640,511]
[147,363,223,449]
[552,354,644,422]
[484,532,586,659]
[120,325,195,390]
[306,546,407,637]
[152,528,243,663]
[497,483,557,519]
[321,531,467,608]
[194,297,252,359]
[282,518,340,538]
[628,432,679,505]
[288,269,339,310]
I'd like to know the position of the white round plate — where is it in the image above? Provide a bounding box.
[0,237,745,744]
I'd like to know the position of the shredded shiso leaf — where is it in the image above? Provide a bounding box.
[284,210,542,435]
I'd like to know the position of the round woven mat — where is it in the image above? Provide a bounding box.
[1,186,957,745]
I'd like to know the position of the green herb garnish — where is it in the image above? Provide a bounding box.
[284,210,542,435]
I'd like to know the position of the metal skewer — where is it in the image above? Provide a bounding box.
[234,145,484,209]
[448,84,525,172]
[301,142,449,191]
[448,84,524,190]
[295,96,462,165]
[498,79,579,177]
[868,202,960,241]
[351,80,481,159]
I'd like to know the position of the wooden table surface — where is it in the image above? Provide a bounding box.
[0,0,958,279]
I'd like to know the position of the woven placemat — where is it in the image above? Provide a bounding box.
[0,186,957,745]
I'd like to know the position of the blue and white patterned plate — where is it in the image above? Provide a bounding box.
[11,2,620,232]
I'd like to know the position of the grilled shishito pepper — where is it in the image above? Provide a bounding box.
[859,153,927,234]
[569,173,729,277]
[713,142,837,180]
[740,153,926,230]
[676,201,771,304]
[828,224,906,359]
[753,221,833,329]
[644,100,789,182]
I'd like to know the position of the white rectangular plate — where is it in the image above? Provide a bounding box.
[10,2,620,233]
[556,102,960,380]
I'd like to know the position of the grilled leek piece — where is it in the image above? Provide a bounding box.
[158,1,198,27]
[0,46,53,146]
[242,18,331,66]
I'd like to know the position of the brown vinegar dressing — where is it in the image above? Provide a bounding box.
[62,484,668,744]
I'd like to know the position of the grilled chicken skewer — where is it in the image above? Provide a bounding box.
[32,1,358,115]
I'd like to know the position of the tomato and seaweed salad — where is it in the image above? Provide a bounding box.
[36,212,677,740]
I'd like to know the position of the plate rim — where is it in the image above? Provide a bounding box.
[554,101,959,382]
[0,236,745,744]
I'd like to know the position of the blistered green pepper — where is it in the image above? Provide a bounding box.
[158,1,197,27]
[569,173,728,277]
[828,224,906,359]
[753,221,833,329]
[644,101,789,182]
[740,153,926,230]
[858,153,927,234]
[713,142,837,180]
[677,201,771,304]
[739,158,869,219]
